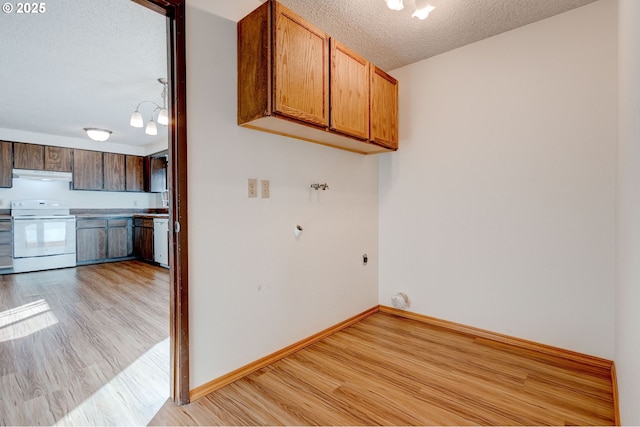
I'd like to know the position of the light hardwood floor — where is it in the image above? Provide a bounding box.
[151,312,615,426]
[0,261,170,426]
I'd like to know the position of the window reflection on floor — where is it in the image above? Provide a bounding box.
[54,338,169,426]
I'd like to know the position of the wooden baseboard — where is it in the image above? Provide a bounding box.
[378,305,614,371]
[189,306,379,402]
[611,362,620,426]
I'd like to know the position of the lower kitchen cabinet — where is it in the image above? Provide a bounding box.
[0,219,13,269]
[133,217,154,263]
[108,219,132,258]
[76,217,133,265]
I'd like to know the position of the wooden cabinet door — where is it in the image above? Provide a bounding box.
[273,2,329,127]
[107,219,132,259]
[73,149,103,190]
[0,220,12,268]
[44,146,72,172]
[103,153,125,191]
[76,221,107,263]
[134,220,154,262]
[149,156,167,193]
[125,155,144,192]
[0,141,12,188]
[370,65,399,150]
[13,142,44,170]
[330,39,369,140]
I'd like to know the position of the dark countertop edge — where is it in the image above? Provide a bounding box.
[75,213,169,219]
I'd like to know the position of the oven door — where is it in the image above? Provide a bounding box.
[13,216,76,258]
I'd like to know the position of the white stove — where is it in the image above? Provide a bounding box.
[11,200,76,273]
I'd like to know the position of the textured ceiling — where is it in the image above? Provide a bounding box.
[281,0,599,70]
[0,0,598,148]
[0,0,167,147]
[206,0,598,71]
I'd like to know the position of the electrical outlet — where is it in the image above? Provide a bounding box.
[261,180,270,198]
[248,178,258,198]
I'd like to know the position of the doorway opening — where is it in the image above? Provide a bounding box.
[133,0,189,405]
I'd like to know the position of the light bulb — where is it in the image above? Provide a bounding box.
[157,108,169,125]
[130,110,144,128]
[145,118,158,136]
[412,3,435,19]
[385,0,403,11]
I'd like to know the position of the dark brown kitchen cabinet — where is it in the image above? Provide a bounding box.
[76,219,107,263]
[44,146,72,172]
[147,155,167,193]
[73,149,103,190]
[0,141,12,188]
[107,218,133,259]
[13,143,72,172]
[103,153,125,191]
[0,219,13,269]
[76,217,133,265]
[133,217,154,263]
[125,155,144,192]
[13,142,44,170]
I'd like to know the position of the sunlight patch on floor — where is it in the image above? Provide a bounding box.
[0,299,58,342]
[54,337,170,426]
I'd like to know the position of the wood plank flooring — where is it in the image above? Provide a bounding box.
[151,312,615,426]
[0,261,170,426]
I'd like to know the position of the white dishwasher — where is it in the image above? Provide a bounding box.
[153,218,169,268]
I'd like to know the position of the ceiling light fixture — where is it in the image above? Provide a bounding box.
[130,77,169,135]
[385,0,403,11]
[412,0,435,19]
[84,128,112,142]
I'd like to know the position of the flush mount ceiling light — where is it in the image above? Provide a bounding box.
[130,77,169,136]
[84,128,112,142]
[412,0,436,19]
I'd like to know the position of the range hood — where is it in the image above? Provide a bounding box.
[12,169,73,182]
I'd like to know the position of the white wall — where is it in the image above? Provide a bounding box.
[379,0,617,358]
[616,0,640,423]
[0,178,161,209]
[186,5,379,389]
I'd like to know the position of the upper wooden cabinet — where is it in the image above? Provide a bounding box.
[238,0,397,155]
[273,2,329,127]
[103,153,125,191]
[148,154,168,193]
[370,66,399,150]
[13,142,44,170]
[73,149,103,190]
[125,155,144,192]
[0,141,12,188]
[330,40,370,140]
[13,143,72,172]
[44,146,72,172]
